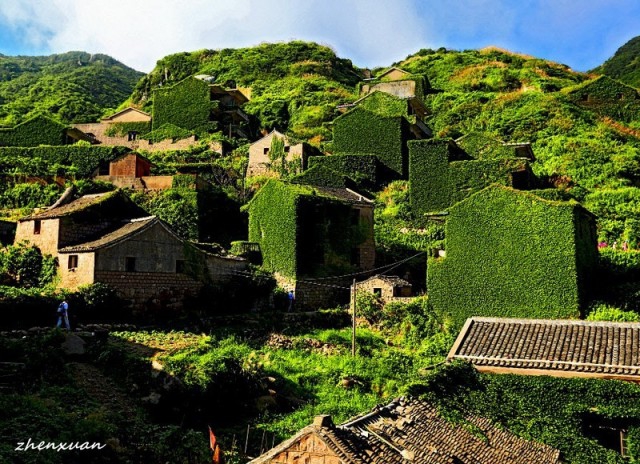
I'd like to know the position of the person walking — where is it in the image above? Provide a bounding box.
[56,300,70,330]
[287,290,295,312]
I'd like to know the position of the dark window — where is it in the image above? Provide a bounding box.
[125,257,136,272]
[127,131,137,141]
[351,247,360,266]
[616,93,625,101]
[393,286,401,297]
[351,209,361,226]
[33,220,41,235]
[263,147,269,155]
[621,431,629,457]
[176,260,185,274]
[284,146,290,153]
[68,255,78,269]
[373,287,382,297]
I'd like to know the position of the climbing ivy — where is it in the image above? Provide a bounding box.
[0,115,67,147]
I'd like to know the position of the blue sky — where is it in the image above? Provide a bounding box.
[0,0,638,73]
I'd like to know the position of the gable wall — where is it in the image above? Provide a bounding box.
[14,218,60,256]
[106,110,151,123]
[58,252,95,289]
[247,133,304,177]
[263,433,343,464]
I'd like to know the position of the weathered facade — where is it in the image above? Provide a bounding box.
[15,190,246,312]
[356,275,412,303]
[247,130,317,177]
[250,397,561,464]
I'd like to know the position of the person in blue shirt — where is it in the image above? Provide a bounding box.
[56,300,70,330]
[287,291,295,312]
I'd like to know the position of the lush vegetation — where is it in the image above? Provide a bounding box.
[428,186,598,327]
[307,153,379,188]
[592,35,640,88]
[0,115,68,147]
[0,51,143,125]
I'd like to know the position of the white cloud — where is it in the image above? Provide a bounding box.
[0,0,428,72]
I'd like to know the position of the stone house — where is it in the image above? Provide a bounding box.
[248,181,375,309]
[356,275,412,303]
[246,130,320,177]
[449,317,640,383]
[249,397,560,464]
[72,106,204,152]
[14,190,246,311]
[93,152,205,191]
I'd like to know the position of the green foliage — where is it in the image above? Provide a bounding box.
[592,35,640,88]
[586,303,640,322]
[333,107,409,178]
[0,145,130,178]
[268,133,287,176]
[0,51,143,125]
[565,76,640,122]
[131,188,199,240]
[413,363,640,464]
[355,291,383,324]
[0,114,67,147]
[140,122,192,143]
[152,76,215,134]
[0,242,56,287]
[103,121,151,137]
[308,154,379,188]
[290,164,354,188]
[428,186,598,328]
[248,180,368,278]
[0,182,61,209]
[132,41,360,141]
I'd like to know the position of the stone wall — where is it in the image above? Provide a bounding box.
[72,123,199,151]
[355,276,413,303]
[361,79,417,99]
[247,132,305,177]
[94,270,203,313]
[206,254,248,281]
[141,176,174,190]
[58,218,114,249]
[14,218,60,255]
[58,251,95,289]
[356,205,376,270]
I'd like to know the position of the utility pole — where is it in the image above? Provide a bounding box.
[351,278,356,357]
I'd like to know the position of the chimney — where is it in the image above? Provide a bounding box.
[313,415,334,428]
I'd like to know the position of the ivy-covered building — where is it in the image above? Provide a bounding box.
[247,180,375,308]
[152,75,252,138]
[246,130,320,177]
[0,114,89,147]
[409,138,535,216]
[428,185,598,328]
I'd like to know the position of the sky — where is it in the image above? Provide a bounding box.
[0,0,639,73]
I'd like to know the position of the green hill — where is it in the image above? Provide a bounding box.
[0,51,144,125]
[592,35,640,88]
[130,41,362,141]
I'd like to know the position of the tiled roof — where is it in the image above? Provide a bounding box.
[58,217,157,253]
[249,397,560,464]
[21,192,115,221]
[448,317,640,379]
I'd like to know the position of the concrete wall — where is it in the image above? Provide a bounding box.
[261,432,342,464]
[58,252,95,289]
[14,218,60,256]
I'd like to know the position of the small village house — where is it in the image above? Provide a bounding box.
[249,397,561,464]
[356,275,412,303]
[246,130,320,177]
[14,190,246,312]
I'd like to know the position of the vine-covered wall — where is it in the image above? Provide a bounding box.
[308,154,379,188]
[152,76,214,133]
[566,76,640,122]
[428,185,597,328]
[0,115,67,147]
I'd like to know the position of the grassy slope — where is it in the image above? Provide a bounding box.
[592,35,640,88]
[0,51,143,125]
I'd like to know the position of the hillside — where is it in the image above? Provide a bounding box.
[130,41,362,141]
[592,35,640,88]
[0,51,143,125]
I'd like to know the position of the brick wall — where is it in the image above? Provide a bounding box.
[264,432,342,464]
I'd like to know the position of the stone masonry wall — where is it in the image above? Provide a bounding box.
[14,218,60,256]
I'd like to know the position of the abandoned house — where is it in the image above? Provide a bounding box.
[93,152,206,191]
[152,75,253,139]
[356,275,412,303]
[428,185,598,326]
[246,130,320,177]
[249,397,561,464]
[247,180,375,309]
[14,190,246,311]
[449,317,640,383]
[566,75,640,122]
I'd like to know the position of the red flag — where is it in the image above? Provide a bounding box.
[208,426,223,464]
